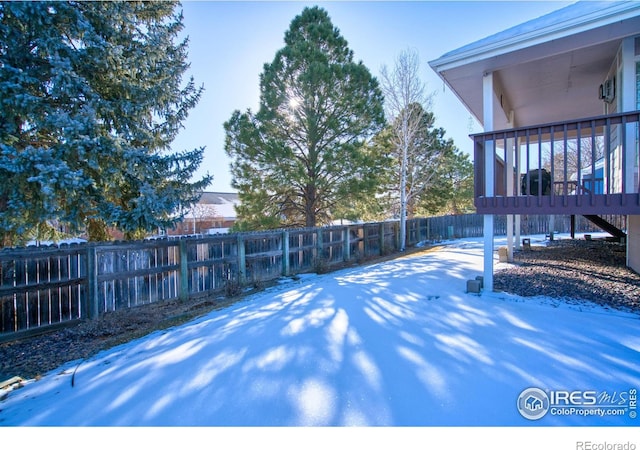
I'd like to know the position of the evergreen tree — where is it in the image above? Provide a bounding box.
[0,1,210,245]
[417,144,475,216]
[444,148,474,215]
[332,125,395,223]
[224,7,385,230]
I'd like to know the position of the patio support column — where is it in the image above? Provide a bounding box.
[506,111,515,262]
[515,136,521,249]
[620,36,638,272]
[483,72,495,292]
[621,37,636,194]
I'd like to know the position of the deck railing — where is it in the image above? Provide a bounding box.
[472,111,640,215]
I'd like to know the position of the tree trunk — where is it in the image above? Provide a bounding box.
[87,219,111,242]
[399,140,408,251]
[305,183,317,228]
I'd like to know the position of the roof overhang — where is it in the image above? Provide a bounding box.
[429,1,640,130]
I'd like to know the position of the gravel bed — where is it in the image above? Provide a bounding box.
[494,238,640,313]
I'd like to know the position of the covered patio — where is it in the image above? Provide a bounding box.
[429,1,640,288]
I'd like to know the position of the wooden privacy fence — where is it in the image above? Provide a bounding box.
[0,221,399,339]
[0,214,623,340]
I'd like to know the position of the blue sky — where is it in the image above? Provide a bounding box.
[172,1,572,192]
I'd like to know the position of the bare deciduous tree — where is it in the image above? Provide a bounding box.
[544,136,604,194]
[380,48,436,250]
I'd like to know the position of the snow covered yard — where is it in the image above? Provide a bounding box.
[0,238,638,428]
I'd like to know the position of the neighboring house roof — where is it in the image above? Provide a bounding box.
[429,1,640,130]
[183,192,239,220]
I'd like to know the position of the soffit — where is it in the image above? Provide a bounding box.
[429,2,640,130]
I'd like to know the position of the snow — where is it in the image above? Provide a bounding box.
[1,237,639,441]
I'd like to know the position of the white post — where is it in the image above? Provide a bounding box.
[515,136,522,250]
[506,218,514,260]
[620,37,637,268]
[506,111,515,261]
[620,37,635,194]
[483,72,495,292]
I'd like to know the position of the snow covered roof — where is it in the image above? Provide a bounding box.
[183,191,239,220]
[429,1,640,130]
[432,1,640,71]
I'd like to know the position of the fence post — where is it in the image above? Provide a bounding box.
[179,239,189,301]
[316,227,323,261]
[282,230,290,276]
[379,222,385,255]
[87,245,99,319]
[343,226,350,262]
[237,234,246,284]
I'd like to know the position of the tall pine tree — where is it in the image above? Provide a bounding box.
[224,7,385,230]
[0,1,210,245]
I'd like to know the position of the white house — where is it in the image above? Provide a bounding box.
[429,0,640,289]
